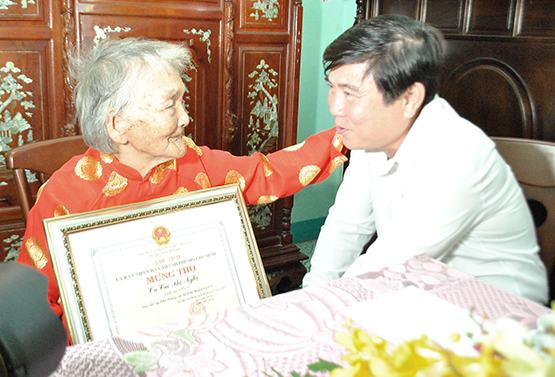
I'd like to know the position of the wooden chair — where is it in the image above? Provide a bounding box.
[5,136,88,222]
[491,137,555,302]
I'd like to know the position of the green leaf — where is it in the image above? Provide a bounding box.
[172,329,197,345]
[308,358,341,372]
[263,367,284,376]
[123,350,159,373]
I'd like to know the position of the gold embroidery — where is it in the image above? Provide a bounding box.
[194,172,211,189]
[283,141,305,152]
[332,133,344,152]
[257,195,278,204]
[150,160,176,184]
[224,170,246,191]
[99,152,114,164]
[102,171,128,197]
[329,155,348,174]
[299,165,321,186]
[183,136,203,156]
[75,156,102,181]
[53,204,70,217]
[174,187,188,195]
[25,237,48,270]
[260,154,273,177]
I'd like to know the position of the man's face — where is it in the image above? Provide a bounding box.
[327,62,411,157]
[119,65,190,167]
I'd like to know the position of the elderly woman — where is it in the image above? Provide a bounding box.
[17,38,346,320]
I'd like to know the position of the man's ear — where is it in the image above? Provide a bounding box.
[402,82,426,118]
[105,113,129,146]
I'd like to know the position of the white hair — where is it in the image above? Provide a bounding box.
[70,38,193,153]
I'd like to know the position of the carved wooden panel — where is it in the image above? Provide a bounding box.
[0,0,43,20]
[358,0,555,141]
[376,0,418,18]
[424,0,463,32]
[518,0,555,37]
[237,49,285,241]
[240,0,289,31]
[0,42,49,216]
[467,0,515,35]
[78,0,219,4]
[440,40,555,139]
[0,0,64,261]
[233,0,305,292]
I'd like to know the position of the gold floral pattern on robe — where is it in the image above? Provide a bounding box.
[150,160,177,184]
[299,165,321,186]
[283,141,305,152]
[99,152,114,164]
[183,136,203,156]
[174,187,188,195]
[25,237,48,269]
[75,156,102,181]
[224,170,246,191]
[332,133,344,152]
[260,154,273,177]
[53,204,70,217]
[257,195,278,204]
[102,171,128,197]
[330,155,348,173]
[194,172,211,189]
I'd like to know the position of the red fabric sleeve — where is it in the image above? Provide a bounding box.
[16,159,101,326]
[17,185,65,318]
[197,127,347,205]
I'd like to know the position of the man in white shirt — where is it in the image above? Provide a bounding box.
[302,15,548,303]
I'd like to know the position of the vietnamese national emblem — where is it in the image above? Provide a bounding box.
[152,226,171,246]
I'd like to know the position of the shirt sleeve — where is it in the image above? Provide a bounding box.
[197,127,347,205]
[17,181,65,318]
[302,150,377,287]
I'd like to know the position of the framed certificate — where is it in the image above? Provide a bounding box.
[44,184,271,344]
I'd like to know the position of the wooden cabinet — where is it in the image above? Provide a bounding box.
[356,0,555,142]
[0,0,306,293]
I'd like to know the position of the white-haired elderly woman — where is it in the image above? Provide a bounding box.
[17,38,346,324]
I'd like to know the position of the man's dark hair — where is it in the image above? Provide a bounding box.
[323,14,444,106]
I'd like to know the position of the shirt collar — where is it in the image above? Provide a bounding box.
[89,148,161,181]
[367,96,442,176]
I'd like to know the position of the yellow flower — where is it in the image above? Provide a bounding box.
[274,307,555,377]
[324,315,555,377]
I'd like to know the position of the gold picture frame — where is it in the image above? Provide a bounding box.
[44,184,271,344]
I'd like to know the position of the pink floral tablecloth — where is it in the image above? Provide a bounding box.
[50,256,550,376]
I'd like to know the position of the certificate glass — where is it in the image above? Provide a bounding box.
[44,184,271,344]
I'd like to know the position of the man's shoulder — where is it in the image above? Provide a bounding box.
[425,98,489,138]
[422,98,495,158]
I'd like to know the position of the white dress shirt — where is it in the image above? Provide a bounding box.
[303,97,548,303]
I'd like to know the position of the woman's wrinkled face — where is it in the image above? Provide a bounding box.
[118,64,190,168]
